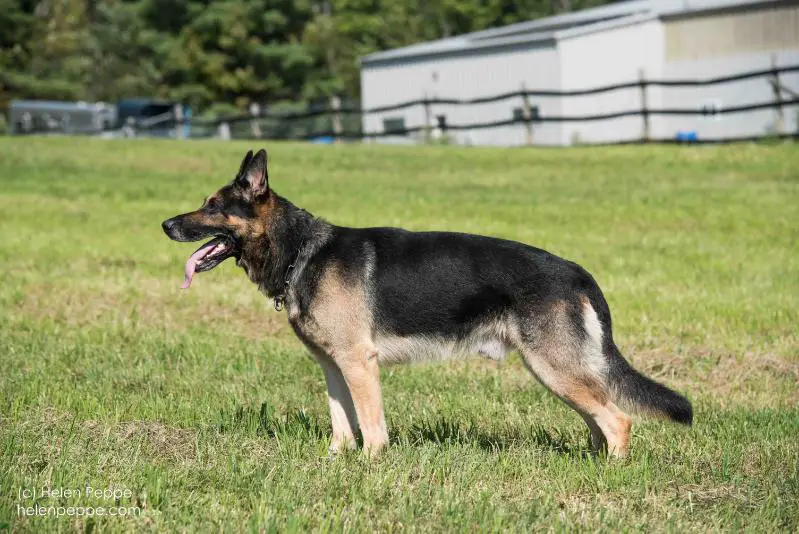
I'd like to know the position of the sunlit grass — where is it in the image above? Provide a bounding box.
[0,138,797,532]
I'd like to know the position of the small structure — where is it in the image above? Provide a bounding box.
[116,99,189,138]
[9,99,190,138]
[360,0,799,145]
[9,100,115,136]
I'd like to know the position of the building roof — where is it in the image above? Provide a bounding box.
[361,0,779,66]
[10,100,112,111]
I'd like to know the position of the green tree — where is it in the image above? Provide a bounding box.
[25,0,91,99]
[1,0,620,115]
[157,0,315,110]
[301,0,620,99]
[84,1,161,102]
[0,0,36,107]
[0,0,86,102]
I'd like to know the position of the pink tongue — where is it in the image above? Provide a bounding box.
[181,242,221,289]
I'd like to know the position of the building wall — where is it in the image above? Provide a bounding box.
[557,18,664,145]
[654,50,799,140]
[360,42,562,146]
[360,2,799,146]
[655,4,799,141]
[665,2,799,62]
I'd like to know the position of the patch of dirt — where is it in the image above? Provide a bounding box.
[678,483,755,507]
[557,482,760,528]
[16,408,277,473]
[83,420,198,463]
[628,347,799,407]
[410,344,798,408]
[13,275,293,342]
[23,409,199,465]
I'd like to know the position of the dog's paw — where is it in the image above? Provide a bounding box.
[327,437,356,459]
[327,444,341,460]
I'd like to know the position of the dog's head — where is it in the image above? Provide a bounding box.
[162,149,272,288]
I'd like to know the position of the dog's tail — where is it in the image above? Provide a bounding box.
[606,344,693,425]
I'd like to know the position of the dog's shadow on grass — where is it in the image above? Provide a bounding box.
[216,403,327,441]
[218,403,589,457]
[396,417,589,457]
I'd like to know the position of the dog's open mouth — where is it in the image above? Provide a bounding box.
[182,237,236,289]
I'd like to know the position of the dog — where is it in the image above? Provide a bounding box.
[162,148,692,458]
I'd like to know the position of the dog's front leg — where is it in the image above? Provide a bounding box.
[336,345,388,457]
[317,357,359,454]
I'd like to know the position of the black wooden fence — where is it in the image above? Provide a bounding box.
[21,62,799,144]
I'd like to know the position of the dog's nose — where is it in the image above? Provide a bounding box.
[162,218,175,236]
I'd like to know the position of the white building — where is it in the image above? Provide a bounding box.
[359,0,799,146]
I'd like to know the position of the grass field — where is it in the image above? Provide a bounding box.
[0,138,797,532]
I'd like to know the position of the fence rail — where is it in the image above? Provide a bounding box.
[12,62,799,144]
[189,63,799,121]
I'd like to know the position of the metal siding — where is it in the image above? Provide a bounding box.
[658,3,799,141]
[657,49,799,141]
[665,4,799,61]
[360,44,562,146]
[558,19,664,144]
[360,1,799,146]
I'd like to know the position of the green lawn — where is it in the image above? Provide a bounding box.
[0,138,797,532]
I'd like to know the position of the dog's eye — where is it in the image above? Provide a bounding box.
[205,199,222,213]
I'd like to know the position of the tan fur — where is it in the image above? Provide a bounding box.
[220,208,633,457]
[517,299,632,458]
[374,319,514,365]
[184,208,266,241]
[292,264,389,456]
[294,283,634,457]
[312,350,359,453]
[224,193,278,240]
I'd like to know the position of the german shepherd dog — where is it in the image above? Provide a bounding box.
[162,148,692,458]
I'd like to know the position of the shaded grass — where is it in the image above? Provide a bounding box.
[0,138,797,532]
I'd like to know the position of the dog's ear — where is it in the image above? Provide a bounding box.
[237,150,254,177]
[236,148,268,197]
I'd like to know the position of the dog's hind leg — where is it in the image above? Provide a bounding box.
[520,348,631,457]
[517,301,632,457]
[579,412,608,453]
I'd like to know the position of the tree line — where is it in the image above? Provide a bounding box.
[0,0,615,117]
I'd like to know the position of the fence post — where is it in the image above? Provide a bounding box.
[218,121,231,141]
[249,103,262,139]
[521,83,533,146]
[423,95,431,144]
[124,116,137,138]
[331,95,343,143]
[638,68,650,143]
[173,104,184,139]
[770,54,784,136]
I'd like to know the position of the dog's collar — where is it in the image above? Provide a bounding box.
[273,240,306,312]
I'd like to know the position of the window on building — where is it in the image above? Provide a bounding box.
[383,117,406,134]
[512,106,540,122]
